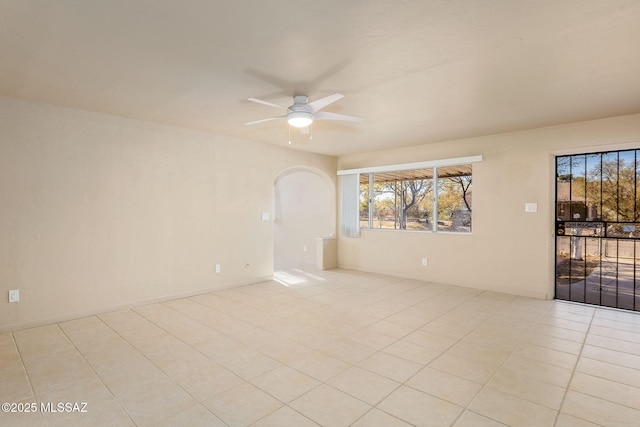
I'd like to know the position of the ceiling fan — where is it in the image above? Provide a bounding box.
[245,93,363,128]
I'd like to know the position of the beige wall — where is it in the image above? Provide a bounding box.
[3,93,639,331]
[0,96,336,331]
[337,113,640,299]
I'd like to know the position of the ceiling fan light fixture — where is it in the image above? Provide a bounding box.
[287,111,313,128]
[247,93,361,131]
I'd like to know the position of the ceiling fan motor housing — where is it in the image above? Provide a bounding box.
[292,95,309,105]
[287,96,313,127]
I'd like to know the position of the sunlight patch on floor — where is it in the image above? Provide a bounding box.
[273,269,327,287]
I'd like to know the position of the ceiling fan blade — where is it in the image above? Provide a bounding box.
[314,111,364,122]
[247,98,287,109]
[307,93,344,112]
[245,116,285,125]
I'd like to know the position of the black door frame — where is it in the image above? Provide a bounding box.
[555,149,640,312]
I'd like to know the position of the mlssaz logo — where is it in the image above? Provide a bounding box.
[40,402,88,413]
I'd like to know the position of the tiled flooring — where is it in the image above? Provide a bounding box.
[2,269,640,426]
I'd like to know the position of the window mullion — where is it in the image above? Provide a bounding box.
[433,166,439,232]
[368,173,373,229]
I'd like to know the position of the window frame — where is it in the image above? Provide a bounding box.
[339,155,481,234]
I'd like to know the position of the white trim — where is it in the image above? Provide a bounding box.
[367,173,373,229]
[337,155,483,176]
[433,166,439,231]
[340,173,360,237]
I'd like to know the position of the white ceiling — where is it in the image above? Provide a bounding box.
[2,0,640,156]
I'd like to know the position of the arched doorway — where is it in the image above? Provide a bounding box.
[273,167,336,272]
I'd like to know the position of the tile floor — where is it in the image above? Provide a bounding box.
[1,268,640,426]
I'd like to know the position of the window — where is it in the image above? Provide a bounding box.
[436,165,473,233]
[360,170,434,230]
[342,156,480,234]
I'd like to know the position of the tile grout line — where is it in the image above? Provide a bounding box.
[131,301,332,425]
[445,295,555,426]
[551,306,598,427]
[56,320,138,426]
[111,306,243,415]
[9,271,639,426]
[7,331,46,425]
[247,277,471,426]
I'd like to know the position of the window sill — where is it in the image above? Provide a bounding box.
[360,228,473,235]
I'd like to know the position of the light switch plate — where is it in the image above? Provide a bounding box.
[525,203,538,213]
[9,289,19,303]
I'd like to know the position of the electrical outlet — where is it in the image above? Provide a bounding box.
[9,289,19,303]
[303,245,307,252]
[215,264,221,273]
[421,258,428,266]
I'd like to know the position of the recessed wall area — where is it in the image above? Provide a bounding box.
[274,168,336,271]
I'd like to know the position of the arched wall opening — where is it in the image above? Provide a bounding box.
[273,167,336,271]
